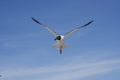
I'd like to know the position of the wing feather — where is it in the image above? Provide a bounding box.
[64,20,94,38]
[32,17,59,37]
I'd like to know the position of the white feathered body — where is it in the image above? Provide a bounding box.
[53,35,68,50]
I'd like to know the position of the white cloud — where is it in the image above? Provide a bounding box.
[1,57,120,80]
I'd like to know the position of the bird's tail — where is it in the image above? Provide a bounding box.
[53,43,69,49]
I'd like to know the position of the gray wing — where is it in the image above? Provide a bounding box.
[64,20,94,38]
[32,17,59,37]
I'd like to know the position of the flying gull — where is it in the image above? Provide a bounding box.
[32,17,93,54]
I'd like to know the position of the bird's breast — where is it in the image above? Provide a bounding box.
[60,35,65,40]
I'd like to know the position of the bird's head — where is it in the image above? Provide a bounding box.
[55,35,64,40]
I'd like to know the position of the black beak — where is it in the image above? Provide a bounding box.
[54,37,57,40]
[54,37,58,40]
[55,36,61,40]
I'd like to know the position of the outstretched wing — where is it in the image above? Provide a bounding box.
[64,20,94,38]
[32,17,59,37]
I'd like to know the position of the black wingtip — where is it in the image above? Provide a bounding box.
[31,17,35,21]
[90,20,94,23]
[31,17,40,24]
[86,20,94,25]
[82,20,94,27]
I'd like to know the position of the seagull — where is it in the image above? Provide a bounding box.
[32,17,93,54]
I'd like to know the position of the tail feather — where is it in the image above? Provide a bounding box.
[62,43,69,48]
[53,44,59,48]
[53,43,68,54]
[53,43,69,49]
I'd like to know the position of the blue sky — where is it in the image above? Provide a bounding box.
[0,0,120,80]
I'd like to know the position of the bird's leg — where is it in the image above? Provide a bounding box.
[60,49,62,54]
